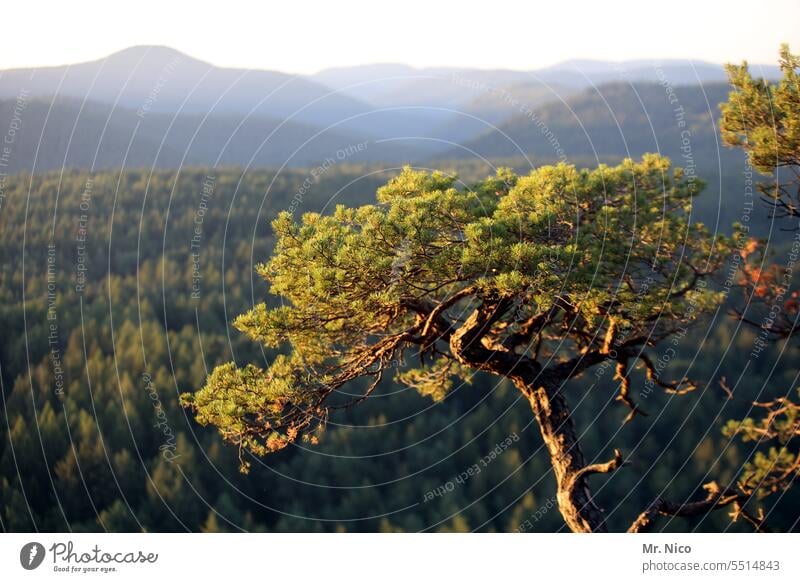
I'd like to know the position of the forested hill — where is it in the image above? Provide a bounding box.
[0,49,767,178]
[0,97,422,174]
[443,81,733,164]
[1,167,796,532]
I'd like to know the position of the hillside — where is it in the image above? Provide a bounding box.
[446,81,733,162]
[1,167,795,532]
[0,48,781,170]
[0,97,423,173]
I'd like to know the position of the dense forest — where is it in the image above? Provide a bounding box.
[0,39,797,533]
[0,156,797,532]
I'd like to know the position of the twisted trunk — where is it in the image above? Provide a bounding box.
[517,377,608,532]
[448,301,614,532]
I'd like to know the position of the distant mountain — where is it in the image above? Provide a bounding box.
[310,59,780,108]
[0,46,374,130]
[532,58,781,87]
[426,81,579,145]
[310,63,421,103]
[341,69,537,108]
[442,81,735,163]
[307,59,779,149]
[309,65,539,141]
[0,47,503,151]
[0,47,782,175]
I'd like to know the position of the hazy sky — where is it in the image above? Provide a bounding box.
[3,0,798,73]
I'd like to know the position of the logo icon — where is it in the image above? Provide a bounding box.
[20,542,46,570]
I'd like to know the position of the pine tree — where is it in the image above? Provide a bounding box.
[183,155,734,532]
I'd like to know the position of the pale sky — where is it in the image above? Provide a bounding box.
[2,0,798,73]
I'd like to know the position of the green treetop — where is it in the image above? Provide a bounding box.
[718,46,800,523]
[183,154,733,532]
[721,44,800,221]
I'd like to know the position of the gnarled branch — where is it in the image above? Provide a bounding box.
[628,482,762,533]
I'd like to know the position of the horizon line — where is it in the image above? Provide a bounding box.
[0,44,786,77]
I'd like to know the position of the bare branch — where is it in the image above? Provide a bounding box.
[628,482,754,533]
[573,449,626,482]
[639,353,699,395]
[614,359,648,424]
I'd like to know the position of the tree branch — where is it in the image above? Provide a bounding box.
[628,482,761,533]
